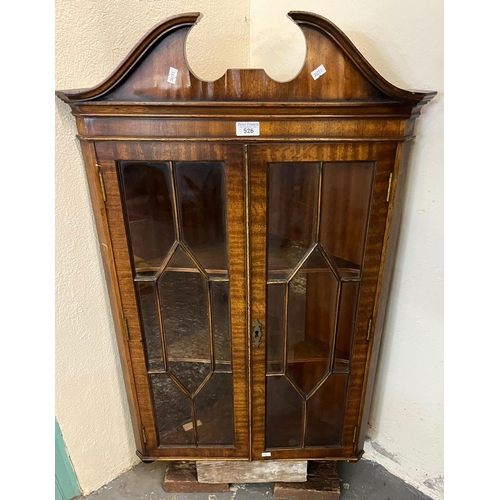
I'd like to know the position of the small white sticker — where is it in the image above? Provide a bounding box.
[311,64,327,80]
[182,419,202,431]
[236,122,260,136]
[167,67,178,84]
[261,452,271,457]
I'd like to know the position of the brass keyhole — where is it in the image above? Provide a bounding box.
[252,320,263,348]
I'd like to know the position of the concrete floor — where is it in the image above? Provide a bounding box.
[79,459,431,500]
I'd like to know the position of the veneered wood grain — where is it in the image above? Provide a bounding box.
[248,142,396,460]
[70,102,418,119]
[57,12,435,106]
[355,140,413,454]
[81,117,407,141]
[56,9,435,463]
[248,145,267,461]
[95,141,248,459]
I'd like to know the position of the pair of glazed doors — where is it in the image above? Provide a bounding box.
[96,139,394,460]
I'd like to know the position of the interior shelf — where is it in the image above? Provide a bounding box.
[133,238,360,279]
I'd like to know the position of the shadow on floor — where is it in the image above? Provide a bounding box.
[79,458,432,499]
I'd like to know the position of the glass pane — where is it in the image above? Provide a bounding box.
[158,247,211,394]
[175,162,227,274]
[150,373,194,445]
[122,158,236,449]
[195,373,234,445]
[119,162,175,271]
[136,282,164,372]
[268,163,320,279]
[320,162,374,277]
[286,248,339,396]
[334,282,359,371]
[266,283,286,373]
[167,361,211,395]
[266,376,303,448]
[212,281,231,372]
[305,374,348,447]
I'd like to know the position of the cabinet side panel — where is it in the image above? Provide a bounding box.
[79,140,144,453]
[356,141,412,453]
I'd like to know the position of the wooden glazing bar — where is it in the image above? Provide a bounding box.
[207,281,215,371]
[169,161,181,241]
[329,280,343,373]
[317,242,342,281]
[155,242,180,278]
[305,372,331,402]
[178,241,209,280]
[286,244,317,283]
[315,162,324,243]
[282,283,289,376]
[301,400,307,448]
[166,372,192,399]
[153,280,168,372]
[191,399,198,446]
[192,372,213,399]
[283,373,306,404]
[135,266,229,278]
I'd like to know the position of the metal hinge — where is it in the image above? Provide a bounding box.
[124,318,130,341]
[141,426,147,443]
[366,318,372,341]
[386,173,393,202]
[97,168,107,202]
[352,426,358,444]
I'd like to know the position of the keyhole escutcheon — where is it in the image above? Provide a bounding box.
[252,319,263,348]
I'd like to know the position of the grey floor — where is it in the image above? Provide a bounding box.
[79,459,431,500]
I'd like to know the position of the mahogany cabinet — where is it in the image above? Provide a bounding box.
[56,12,435,463]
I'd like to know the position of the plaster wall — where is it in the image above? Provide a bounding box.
[55,1,443,497]
[55,1,250,494]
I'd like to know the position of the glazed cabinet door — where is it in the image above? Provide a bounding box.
[94,142,249,459]
[248,143,396,460]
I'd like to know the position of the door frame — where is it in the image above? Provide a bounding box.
[94,141,250,459]
[247,142,396,460]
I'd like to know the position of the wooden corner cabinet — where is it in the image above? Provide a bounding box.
[56,12,435,463]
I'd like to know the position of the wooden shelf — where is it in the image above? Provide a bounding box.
[267,333,350,368]
[267,236,361,280]
[133,238,360,279]
[132,240,229,274]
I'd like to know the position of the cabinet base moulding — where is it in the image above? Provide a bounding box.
[163,461,229,493]
[196,459,308,484]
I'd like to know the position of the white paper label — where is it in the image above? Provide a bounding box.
[311,64,327,80]
[236,122,260,136]
[182,419,202,431]
[167,67,178,84]
[261,452,271,457]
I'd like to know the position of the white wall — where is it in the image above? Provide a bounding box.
[55,1,443,497]
[55,1,250,494]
